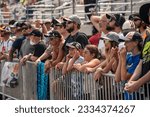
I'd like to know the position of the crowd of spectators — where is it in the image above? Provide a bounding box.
[0,2,150,100]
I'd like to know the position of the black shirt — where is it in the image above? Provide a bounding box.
[72,32,89,49]
[62,34,74,55]
[31,42,46,58]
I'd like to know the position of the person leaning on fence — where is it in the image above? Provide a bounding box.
[44,30,65,73]
[55,17,76,70]
[8,22,28,61]
[19,23,34,58]
[36,19,70,66]
[62,42,84,99]
[115,32,143,99]
[62,42,84,75]
[93,32,119,81]
[0,26,14,61]
[73,44,101,73]
[124,3,150,94]
[20,29,46,65]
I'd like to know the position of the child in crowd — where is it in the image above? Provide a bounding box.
[62,42,84,99]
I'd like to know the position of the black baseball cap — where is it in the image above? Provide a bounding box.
[30,29,42,37]
[106,14,125,27]
[140,3,150,24]
[44,30,62,38]
[66,42,82,50]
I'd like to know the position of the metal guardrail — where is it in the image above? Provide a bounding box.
[0,61,149,100]
[0,61,37,100]
[49,68,150,100]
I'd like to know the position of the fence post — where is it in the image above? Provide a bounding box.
[131,0,133,15]
[95,0,98,15]
[72,0,76,14]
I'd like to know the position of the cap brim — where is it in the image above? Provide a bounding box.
[63,17,69,22]
[10,25,16,28]
[119,38,131,42]
[106,14,111,19]
[106,14,115,20]
[64,17,72,22]
[100,36,112,41]
[66,43,75,49]
[140,3,150,24]
[44,34,50,37]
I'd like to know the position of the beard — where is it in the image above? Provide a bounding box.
[66,26,74,33]
[106,25,115,31]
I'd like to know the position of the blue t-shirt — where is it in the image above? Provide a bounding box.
[126,53,140,74]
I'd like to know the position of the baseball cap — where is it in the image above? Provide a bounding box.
[66,15,81,25]
[122,20,135,30]
[0,26,11,33]
[44,30,62,38]
[122,20,136,36]
[10,22,27,30]
[101,31,120,43]
[119,31,143,42]
[139,3,150,24]
[66,42,82,50]
[30,29,42,37]
[106,14,125,27]
[52,18,62,26]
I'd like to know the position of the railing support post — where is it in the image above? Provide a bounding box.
[72,0,76,14]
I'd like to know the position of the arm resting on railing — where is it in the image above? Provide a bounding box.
[124,70,150,93]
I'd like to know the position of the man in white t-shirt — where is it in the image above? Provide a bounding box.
[0,26,14,60]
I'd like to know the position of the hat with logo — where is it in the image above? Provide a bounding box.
[119,31,143,42]
[106,14,125,27]
[66,15,81,25]
[139,3,150,24]
[30,29,42,37]
[101,31,120,43]
[66,42,82,50]
[44,30,62,38]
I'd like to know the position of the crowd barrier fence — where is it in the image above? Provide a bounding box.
[0,61,149,100]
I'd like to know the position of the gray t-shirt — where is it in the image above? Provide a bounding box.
[19,39,34,57]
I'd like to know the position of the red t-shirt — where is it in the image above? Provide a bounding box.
[89,33,101,46]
